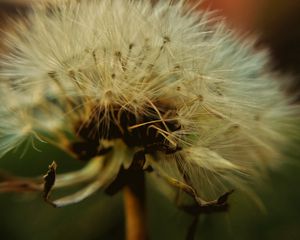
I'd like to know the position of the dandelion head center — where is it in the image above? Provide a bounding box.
[70,102,181,161]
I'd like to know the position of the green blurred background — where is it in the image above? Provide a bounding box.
[0,138,300,240]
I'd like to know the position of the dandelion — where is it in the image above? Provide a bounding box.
[0,0,298,239]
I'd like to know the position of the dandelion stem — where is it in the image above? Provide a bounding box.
[124,170,147,240]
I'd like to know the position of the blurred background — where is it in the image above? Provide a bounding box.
[0,0,300,239]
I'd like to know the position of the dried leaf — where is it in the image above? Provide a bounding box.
[42,161,57,204]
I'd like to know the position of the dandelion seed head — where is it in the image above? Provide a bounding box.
[0,0,298,204]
